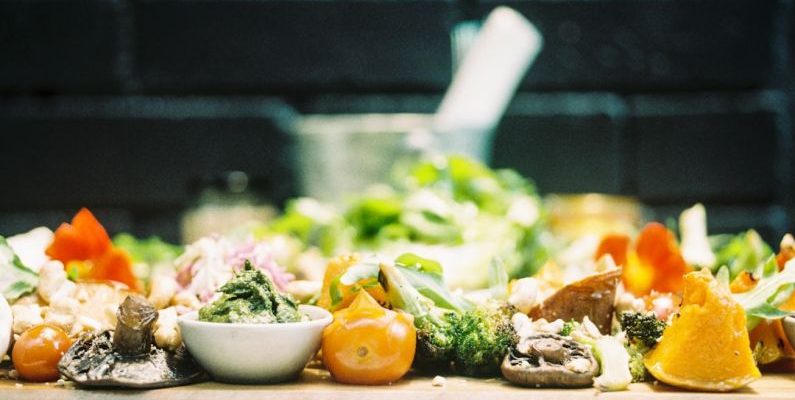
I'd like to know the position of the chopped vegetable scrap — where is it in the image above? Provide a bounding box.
[3,155,795,395]
[317,253,387,311]
[528,262,620,335]
[597,223,691,297]
[46,208,141,292]
[176,236,294,304]
[644,269,760,391]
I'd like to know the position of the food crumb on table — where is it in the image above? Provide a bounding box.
[431,376,446,387]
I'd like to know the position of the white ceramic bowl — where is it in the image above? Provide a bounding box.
[178,305,332,384]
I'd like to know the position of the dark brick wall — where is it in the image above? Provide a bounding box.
[1,0,793,245]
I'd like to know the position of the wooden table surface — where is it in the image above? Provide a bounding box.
[1,365,794,400]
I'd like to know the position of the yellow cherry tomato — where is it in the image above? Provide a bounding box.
[12,324,72,382]
[322,291,416,385]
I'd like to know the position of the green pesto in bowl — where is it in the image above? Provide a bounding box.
[198,260,305,324]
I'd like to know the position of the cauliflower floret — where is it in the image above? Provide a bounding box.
[172,290,203,311]
[148,275,178,310]
[615,291,646,315]
[153,307,182,351]
[37,260,74,304]
[43,309,75,333]
[70,315,103,337]
[11,304,44,335]
[508,277,539,314]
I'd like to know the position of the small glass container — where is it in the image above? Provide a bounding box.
[545,193,647,241]
[181,171,276,244]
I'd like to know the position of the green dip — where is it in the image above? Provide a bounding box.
[198,260,304,323]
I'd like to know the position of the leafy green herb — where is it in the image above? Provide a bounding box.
[733,256,795,330]
[712,230,772,280]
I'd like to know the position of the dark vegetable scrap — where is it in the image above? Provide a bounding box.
[58,296,204,389]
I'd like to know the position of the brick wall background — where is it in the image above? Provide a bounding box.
[1,0,794,244]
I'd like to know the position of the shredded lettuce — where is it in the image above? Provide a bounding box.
[731,257,795,330]
[711,229,772,280]
[334,253,472,311]
[268,197,352,256]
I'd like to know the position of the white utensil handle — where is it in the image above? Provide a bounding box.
[433,7,543,134]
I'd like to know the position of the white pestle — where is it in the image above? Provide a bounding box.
[432,7,543,153]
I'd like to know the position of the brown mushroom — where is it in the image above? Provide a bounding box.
[528,268,620,334]
[58,295,204,389]
[501,334,598,388]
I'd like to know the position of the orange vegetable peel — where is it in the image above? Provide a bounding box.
[596,223,691,296]
[644,269,761,391]
[46,208,141,292]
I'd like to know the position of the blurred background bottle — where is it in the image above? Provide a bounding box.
[181,171,276,244]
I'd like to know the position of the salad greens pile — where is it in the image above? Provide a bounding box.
[113,233,183,267]
[113,233,183,283]
[710,229,772,280]
[262,155,549,289]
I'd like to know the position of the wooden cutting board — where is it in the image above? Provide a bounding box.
[1,365,794,400]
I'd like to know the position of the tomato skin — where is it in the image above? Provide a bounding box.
[322,291,416,385]
[45,208,142,292]
[595,233,630,268]
[11,324,72,382]
[598,223,691,296]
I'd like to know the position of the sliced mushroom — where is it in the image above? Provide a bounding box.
[58,295,204,389]
[501,334,598,388]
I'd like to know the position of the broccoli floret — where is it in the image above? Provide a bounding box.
[620,312,666,347]
[379,260,516,376]
[560,319,578,336]
[626,343,649,383]
[447,305,517,376]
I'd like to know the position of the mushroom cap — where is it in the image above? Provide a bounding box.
[58,295,203,389]
[501,334,598,388]
[58,330,204,388]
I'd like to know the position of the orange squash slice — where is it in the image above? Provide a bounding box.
[644,269,761,391]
